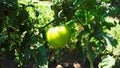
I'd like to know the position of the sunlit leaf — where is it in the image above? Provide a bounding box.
[98,55,116,68]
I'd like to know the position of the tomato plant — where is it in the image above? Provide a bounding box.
[0,0,120,68]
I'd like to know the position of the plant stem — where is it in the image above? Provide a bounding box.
[90,60,94,68]
[86,44,94,68]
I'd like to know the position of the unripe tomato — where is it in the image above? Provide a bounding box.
[46,25,71,48]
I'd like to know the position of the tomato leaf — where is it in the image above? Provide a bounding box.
[98,55,116,68]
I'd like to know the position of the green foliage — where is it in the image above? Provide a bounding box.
[52,0,119,68]
[98,55,116,68]
[0,0,54,67]
[0,0,120,68]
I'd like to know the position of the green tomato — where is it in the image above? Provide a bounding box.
[46,25,71,48]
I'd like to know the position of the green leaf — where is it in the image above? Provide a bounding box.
[103,35,113,52]
[98,55,116,68]
[73,0,84,6]
[24,48,31,60]
[39,61,48,68]
[37,46,47,66]
[0,35,6,41]
[10,33,18,39]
